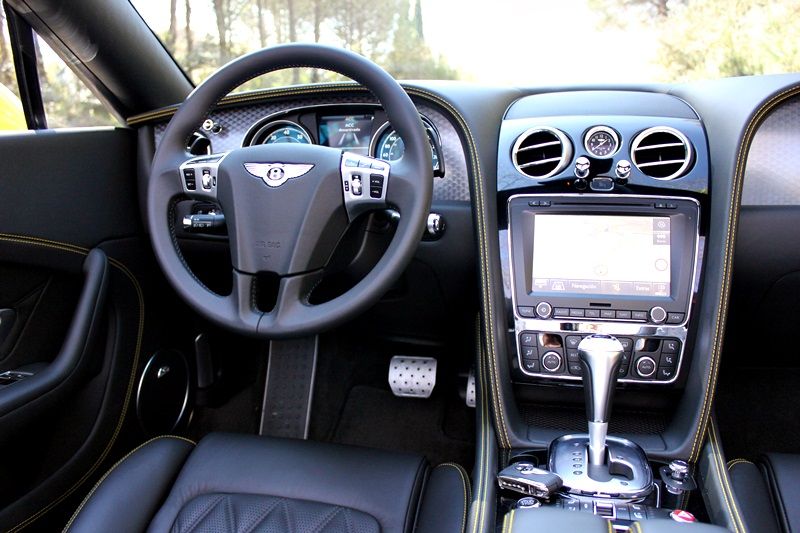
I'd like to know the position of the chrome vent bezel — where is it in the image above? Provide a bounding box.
[512,126,573,180]
[631,126,693,180]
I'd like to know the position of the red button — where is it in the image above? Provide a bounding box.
[670,510,697,523]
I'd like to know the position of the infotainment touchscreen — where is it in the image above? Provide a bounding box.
[531,214,671,298]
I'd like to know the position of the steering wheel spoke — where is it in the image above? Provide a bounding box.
[230,270,263,330]
[259,270,324,334]
[340,151,390,221]
[178,152,228,202]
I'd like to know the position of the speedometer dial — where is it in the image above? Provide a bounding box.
[584,126,619,158]
[248,120,312,146]
[371,118,444,177]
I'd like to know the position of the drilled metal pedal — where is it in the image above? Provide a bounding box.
[389,356,437,398]
[466,368,476,408]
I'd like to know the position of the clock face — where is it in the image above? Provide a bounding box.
[585,127,619,158]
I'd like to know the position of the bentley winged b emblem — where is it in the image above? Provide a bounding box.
[243,162,315,187]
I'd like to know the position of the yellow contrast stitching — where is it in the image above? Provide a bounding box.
[435,463,471,533]
[0,235,147,532]
[688,85,800,462]
[62,435,196,532]
[709,419,747,533]
[470,318,490,533]
[727,458,753,470]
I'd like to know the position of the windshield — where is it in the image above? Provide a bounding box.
[132,0,800,88]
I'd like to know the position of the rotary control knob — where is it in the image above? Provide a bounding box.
[668,459,690,481]
[541,351,562,372]
[635,356,657,378]
[650,306,667,324]
[574,156,591,179]
[535,301,553,318]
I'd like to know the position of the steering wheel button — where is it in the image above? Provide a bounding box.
[351,176,363,196]
[344,158,359,167]
[369,174,384,186]
[369,187,382,198]
[358,160,371,168]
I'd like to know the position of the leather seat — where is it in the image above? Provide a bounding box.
[728,453,800,533]
[65,433,469,533]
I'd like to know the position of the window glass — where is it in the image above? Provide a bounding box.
[0,9,26,131]
[35,34,119,128]
[132,0,800,87]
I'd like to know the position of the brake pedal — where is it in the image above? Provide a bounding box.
[388,356,437,398]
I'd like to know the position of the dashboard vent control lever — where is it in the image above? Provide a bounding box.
[497,462,563,499]
[574,156,591,179]
[578,335,624,467]
[615,159,632,180]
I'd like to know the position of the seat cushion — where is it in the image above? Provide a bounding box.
[728,454,800,533]
[66,433,469,533]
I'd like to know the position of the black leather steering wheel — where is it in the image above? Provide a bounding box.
[147,44,432,338]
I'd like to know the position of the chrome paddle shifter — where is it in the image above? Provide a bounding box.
[548,334,654,499]
[579,335,624,466]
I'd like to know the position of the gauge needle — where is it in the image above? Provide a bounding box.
[596,138,607,146]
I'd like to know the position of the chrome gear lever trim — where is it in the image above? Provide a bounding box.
[578,334,624,466]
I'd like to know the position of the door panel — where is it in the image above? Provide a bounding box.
[0,127,149,531]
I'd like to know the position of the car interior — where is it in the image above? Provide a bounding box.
[1,0,799,531]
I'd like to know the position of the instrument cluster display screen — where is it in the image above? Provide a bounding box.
[531,214,671,297]
[318,114,374,155]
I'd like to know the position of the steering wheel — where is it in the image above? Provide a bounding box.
[147,44,433,338]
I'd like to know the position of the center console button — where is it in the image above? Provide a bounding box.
[535,302,553,318]
[569,308,585,318]
[565,336,583,349]
[600,309,616,319]
[521,359,540,373]
[520,332,537,347]
[667,312,685,324]
[518,306,536,318]
[650,306,667,324]
[621,352,631,365]
[618,365,629,378]
[662,339,680,353]
[521,346,538,359]
[568,362,582,376]
[554,307,570,317]
[657,366,676,380]
[632,311,648,321]
[660,352,677,367]
[618,337,633,352]
[635,356,657,378]
[541,351,562,372]
[585,309,600,318]
[566,349,580,362]
[615,310,632,320]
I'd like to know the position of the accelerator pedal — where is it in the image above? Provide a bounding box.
[259,336,317,439]
[388,356,437,398]
[466,367,476,408]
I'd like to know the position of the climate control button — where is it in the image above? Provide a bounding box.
[635,356,657,378]
[541,351,562,372]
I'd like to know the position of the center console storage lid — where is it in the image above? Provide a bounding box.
[504,508,729,532]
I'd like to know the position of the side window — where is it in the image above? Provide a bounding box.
[0,9,25,131]
[34,34,118,128]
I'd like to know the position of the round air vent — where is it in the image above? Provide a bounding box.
[631,127,693,180]
[512,127,573,179]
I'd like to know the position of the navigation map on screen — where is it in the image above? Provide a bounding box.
[531,214,671,297]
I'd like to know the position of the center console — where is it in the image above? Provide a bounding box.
[508,194,700,385]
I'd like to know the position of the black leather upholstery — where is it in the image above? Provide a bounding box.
[729,454,800,533]
[66,433,469,533]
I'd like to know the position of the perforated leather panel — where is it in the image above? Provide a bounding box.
[170,493,380,533]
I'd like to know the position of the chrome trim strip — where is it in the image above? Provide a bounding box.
[506,193,702,386]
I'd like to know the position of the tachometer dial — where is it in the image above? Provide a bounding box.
[584,126,619,158]
[371,118,444,177]
[248,120,312,146]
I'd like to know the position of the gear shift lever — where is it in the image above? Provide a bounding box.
[578,334,624,466]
